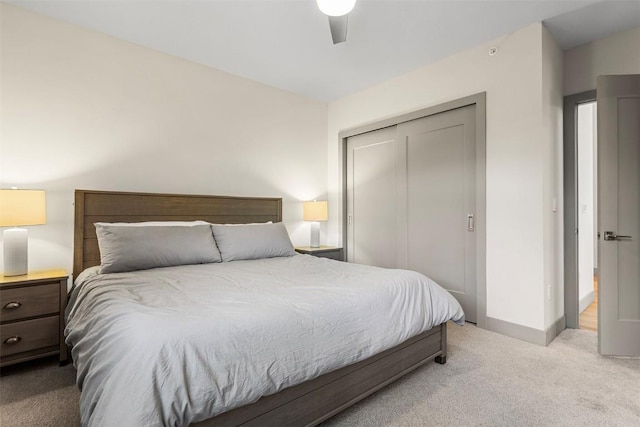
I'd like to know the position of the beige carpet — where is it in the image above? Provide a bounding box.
[323,324,640,426]
[1,324,638,426]
[0,355,79,426]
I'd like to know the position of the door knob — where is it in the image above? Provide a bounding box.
[603,231,632,241]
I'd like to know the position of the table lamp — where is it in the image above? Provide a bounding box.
[0,189,47,276]
[303,201,328,248]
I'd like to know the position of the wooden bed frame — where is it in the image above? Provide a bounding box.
[73,189,448,427]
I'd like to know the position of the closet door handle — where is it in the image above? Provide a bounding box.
[467,214,475,232]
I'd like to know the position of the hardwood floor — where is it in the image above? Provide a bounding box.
[579,276,598,332]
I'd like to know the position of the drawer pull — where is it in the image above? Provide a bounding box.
[4,301,22,310]
[4,336,22,345]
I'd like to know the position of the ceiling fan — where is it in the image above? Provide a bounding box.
[316,0,357,44]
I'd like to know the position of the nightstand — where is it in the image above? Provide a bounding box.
[295,246,344,261]
[0,270,69,367]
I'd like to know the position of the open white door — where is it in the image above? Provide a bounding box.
[597,74,640,356]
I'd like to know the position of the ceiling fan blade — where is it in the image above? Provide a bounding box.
[328,15,348,44]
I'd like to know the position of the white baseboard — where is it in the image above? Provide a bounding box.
[579,290,595,314]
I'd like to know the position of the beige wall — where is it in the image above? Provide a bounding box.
[328,23,563,332]
[541,25,564,330]
[564,26,640,96]
[0,4,328,276]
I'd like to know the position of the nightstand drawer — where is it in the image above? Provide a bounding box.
[1,316,59,357]
[317,250,344,261]
[295,246,344,261]
[0,283,60,322]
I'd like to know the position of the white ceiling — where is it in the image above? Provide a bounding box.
[6,0,640,101]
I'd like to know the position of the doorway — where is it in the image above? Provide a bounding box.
[564,75,640,357]
[576,100,598,332]
[563,90,596,330]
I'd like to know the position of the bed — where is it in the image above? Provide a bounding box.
[69,189,464,426]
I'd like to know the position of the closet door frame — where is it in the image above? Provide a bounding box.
[338,93,487,328]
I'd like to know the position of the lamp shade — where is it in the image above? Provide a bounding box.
[0,189,47,227]
[316,0,357,17]
[303,201,328,221]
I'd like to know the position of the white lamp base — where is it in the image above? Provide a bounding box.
[3,228,28,276]
[310,221,320,248]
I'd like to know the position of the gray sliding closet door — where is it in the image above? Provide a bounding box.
[344,94,485,326]
[397,105,477,323]
[346,126,398,268]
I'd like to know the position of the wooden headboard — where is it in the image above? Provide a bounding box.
[73,189,283,278]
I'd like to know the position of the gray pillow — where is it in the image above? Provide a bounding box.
[95,220,210,227]
[211,222,295,262]
[95,224,221,273]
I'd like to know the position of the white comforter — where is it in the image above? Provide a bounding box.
[66,255,464,426]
